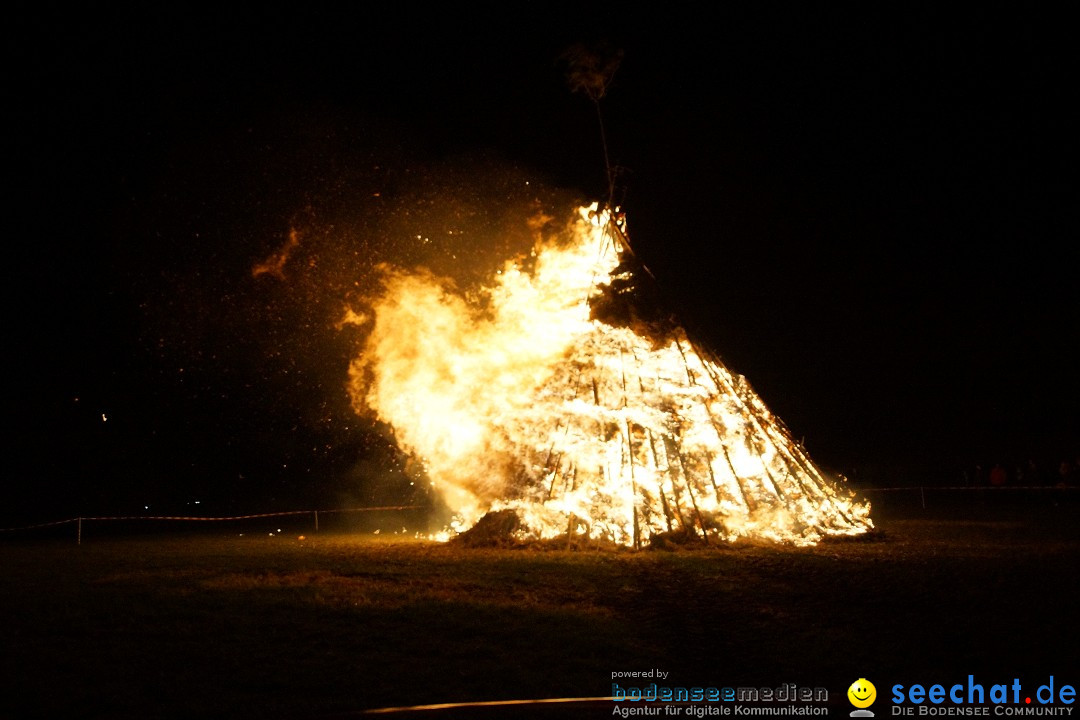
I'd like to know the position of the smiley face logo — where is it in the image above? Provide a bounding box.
[848,679,877,708]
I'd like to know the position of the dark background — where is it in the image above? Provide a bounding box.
[7,5,1077,522]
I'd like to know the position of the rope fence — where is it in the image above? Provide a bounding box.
[2,487,1075,543]
[0,506,423,544]
[860,484,1077,509]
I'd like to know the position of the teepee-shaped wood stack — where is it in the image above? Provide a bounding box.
[350,203,873,547]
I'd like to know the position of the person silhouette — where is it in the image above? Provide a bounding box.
[989,462,1007,487]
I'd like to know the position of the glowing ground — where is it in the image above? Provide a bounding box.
[1,497,1076,719]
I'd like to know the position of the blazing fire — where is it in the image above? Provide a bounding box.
[345,203,872,547]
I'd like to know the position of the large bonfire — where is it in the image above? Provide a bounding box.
[345,203,872,547]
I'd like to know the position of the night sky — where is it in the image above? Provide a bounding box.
[8,6,1077,522]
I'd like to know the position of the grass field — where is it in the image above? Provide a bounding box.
[1,495,1077,720]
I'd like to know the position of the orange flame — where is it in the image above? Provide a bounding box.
[345,204,872,546]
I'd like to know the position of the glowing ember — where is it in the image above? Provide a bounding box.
[345,204,872,546]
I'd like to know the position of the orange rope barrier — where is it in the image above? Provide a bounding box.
[0,506,423,534]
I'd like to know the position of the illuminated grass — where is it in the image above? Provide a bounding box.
[0,502,1076,719]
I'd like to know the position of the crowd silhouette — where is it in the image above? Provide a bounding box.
[964,456,1080,488]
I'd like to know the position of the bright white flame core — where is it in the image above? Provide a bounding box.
[348,204,872,546]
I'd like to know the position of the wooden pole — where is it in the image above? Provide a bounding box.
[644,429,676,531]
[676,451,709,543]
[624,420,641,550]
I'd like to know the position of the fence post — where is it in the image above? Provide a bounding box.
[77,517,82,545]
[920,487,926,509]
[314,510,319,533]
